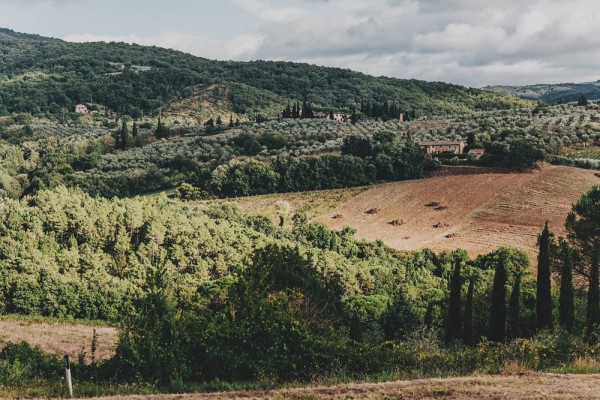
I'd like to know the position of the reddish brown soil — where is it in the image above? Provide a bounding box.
[319,166,599,264]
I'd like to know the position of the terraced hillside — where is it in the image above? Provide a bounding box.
[231,166,599,263]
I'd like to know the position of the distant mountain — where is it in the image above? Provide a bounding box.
[484,81,600,103]
[0,28,531,119]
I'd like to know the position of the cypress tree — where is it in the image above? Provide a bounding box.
[132,121,138,137]
[228,114,234,128]
[446,258,462,342]
[537,222,553,330]
[559,245,575,332]
[120,120,128,149]
[508,271,522,339]
[463,276,475,345]
[587,244,600,335]
[490,258,508,341]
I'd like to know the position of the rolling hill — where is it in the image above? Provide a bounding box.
[228,165,600,263]
[0,27,530,119]
[484,81,600,103]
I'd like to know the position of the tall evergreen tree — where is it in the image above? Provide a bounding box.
[132,121,138,137]
[587,244,600,335]
[446,258,462,342]
[229,114,234,128]
[559,244,575,332]
[537,222,553,331]
[508,271,522,339]
[490,258,508,341]
[120,120,128,149]
[463,276,475,345]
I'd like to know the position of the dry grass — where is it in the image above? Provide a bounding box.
[82,373,600,399]
[208,186,369,225]
[0,318,117,362]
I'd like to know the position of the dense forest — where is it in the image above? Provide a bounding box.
[0,28,529,119]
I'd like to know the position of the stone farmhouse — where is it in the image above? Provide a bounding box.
[332,112,351,122]
[419,140,465,155]
[468,148,485,160]
[75,104,89,114]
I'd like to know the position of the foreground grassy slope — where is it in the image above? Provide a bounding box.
[226,165,600,261]
[81,374,600,399]
[0,28,531,118]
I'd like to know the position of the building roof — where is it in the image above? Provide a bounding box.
[468,149,485,154]
[419,140,465,146]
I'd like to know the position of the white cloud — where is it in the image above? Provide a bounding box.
[57,0,600,86]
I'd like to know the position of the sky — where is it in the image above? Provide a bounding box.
[1,0,599,87]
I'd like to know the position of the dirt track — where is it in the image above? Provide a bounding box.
[85,373,600,399]
[318,166,599,263]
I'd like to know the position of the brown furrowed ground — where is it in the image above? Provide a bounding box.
[85,373,600,399]
[0,318,117,362]
[228,165,599,263]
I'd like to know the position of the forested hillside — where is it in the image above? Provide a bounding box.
[0,28,529,118]
[485,81,600,103]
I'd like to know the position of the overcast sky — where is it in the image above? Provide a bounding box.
[1,0,599,87]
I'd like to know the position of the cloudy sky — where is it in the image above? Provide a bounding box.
[1,0,599,87]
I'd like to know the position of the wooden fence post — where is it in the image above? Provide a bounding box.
[64,355,73,398]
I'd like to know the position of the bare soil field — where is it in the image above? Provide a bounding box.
[227,166,599,263]
[0,319,117,362]
[85,373,600,399]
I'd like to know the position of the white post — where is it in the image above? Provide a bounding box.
[64,355,74,398]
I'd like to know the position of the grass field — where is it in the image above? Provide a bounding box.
[0,317,117,362]
[81,373,600,399]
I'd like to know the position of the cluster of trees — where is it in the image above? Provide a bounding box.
[358,100,411,121]
[199,133,432,198]
[281,101,315,119]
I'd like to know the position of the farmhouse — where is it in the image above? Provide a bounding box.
[419,140,465,155]
[75,104,89,114]
[333,112,351,122]
[468,148,485,160]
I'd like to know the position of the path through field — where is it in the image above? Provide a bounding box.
[86,373,600,399]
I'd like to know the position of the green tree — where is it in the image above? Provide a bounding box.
[463,275,475,345]
[587,244,600,335]
[559,244,575,332]
[566,186,600,273]
[508,270,522,339]
[120,120,129,149]
[489,258,508,341]
[537,222,553,331]
[506,139,544,170]
[446,256,463,342]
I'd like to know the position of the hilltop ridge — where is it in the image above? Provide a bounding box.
[0,27,531,119]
